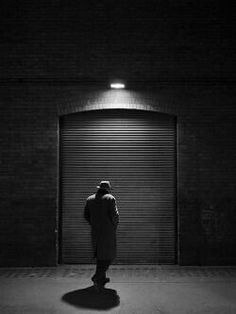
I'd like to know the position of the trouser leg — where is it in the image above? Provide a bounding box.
[92,259,111,285]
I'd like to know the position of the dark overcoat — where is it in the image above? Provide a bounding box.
[84,190,119,260]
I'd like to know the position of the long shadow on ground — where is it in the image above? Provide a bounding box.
[62,286,120,310]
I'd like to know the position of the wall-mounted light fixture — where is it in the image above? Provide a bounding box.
[110,82,125,89]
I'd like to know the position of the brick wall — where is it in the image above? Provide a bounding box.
[1,1,233,82]
[0,86,58,266]
[0,1,235,266]
[0,84,235,266]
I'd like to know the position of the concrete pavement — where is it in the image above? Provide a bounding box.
[0,265,235,314]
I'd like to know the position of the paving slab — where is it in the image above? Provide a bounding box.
[0,265,235,314]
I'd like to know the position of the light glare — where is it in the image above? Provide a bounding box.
[110,83,125,89]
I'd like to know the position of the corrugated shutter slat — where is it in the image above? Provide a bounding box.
[60,110,176,264]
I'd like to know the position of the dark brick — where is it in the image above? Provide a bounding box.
[0,1,235,266]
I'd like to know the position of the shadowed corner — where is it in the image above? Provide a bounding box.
[62,285,120,310]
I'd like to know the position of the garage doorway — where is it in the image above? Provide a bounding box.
[60,109,177,264]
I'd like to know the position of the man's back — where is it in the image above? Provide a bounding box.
[85,191,119,230]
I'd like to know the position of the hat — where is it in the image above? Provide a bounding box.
[97,181,112,190]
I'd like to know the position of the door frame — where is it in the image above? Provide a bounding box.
[57,107,179,265]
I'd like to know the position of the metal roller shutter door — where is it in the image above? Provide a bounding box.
[60,109,176,264]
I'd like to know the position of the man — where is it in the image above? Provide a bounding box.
[84,180,119,291]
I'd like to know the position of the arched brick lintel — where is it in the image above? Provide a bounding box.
[59,103,164,116]
[58,90,176,117]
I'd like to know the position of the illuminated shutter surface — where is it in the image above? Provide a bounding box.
[60,109,176,264]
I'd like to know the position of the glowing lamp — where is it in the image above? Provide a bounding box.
[110,82,125,89]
